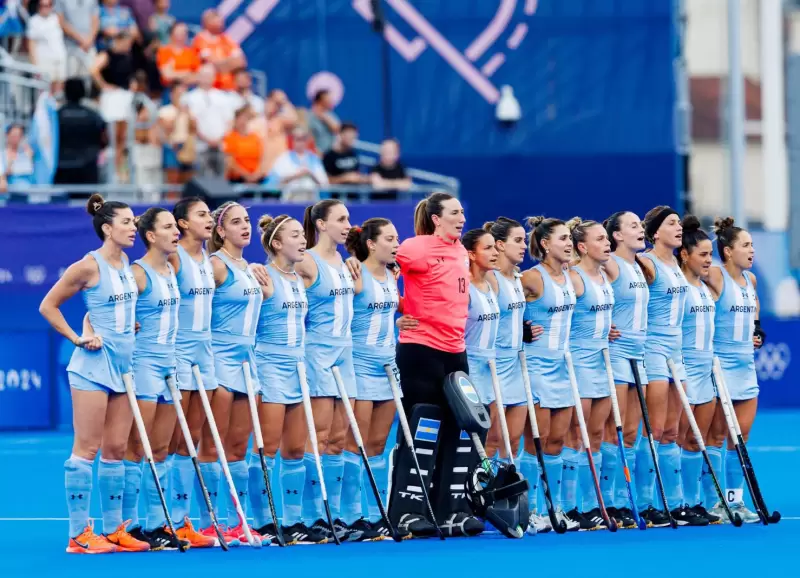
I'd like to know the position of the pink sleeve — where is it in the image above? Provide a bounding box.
[396,237,429,274]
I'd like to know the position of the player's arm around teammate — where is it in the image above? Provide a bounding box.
[39,194,141,553]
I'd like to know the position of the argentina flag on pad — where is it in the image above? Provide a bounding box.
[415,418,440,443]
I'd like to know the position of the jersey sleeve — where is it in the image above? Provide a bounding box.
[396,237,429,274]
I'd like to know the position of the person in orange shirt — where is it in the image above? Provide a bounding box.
[192,9,246,91]
[223,107,266,184]
[156,22,200,87]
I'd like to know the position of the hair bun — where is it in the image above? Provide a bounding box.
[525,216,545,229]
[482,221,495,233]
[713,216,736,234]
[353,226,363,234]
[565,216,583,231]
[86,193,105,216]
[258,214,274,234]
[681,214,702,234]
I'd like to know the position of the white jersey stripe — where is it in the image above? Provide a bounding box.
[366,277,383,346]
[108,264,126,333]
[155,274,172,345]
[329,264,344,338]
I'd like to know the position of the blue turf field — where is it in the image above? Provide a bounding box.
[1,410,798,578]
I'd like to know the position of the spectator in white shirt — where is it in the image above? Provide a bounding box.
[180,63,236,177]
[229,69,265,116]
[56,0,100,78]
[4,125,35,188]
[27,0,68,93]
[268,127,328,202]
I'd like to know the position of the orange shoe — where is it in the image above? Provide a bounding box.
[66,524,117,554]
[105,520,151,552]
[200,524,241,547]
[176,517,216,548]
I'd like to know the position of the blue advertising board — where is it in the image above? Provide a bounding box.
[0,331,52,430]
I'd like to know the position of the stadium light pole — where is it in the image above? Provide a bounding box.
[727,0,747,229]
[371,0,393,139]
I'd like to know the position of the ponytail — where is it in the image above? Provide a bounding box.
[302,199,343,249]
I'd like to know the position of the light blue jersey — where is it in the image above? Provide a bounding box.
[210,251,263,346]
[682,282,715,353]
[175,245,214,339]
[351,267,400,401]
[67,250,138,393]
[132,260,180,401]
[465,282,500,360]
[256,266,308,352]
[714,269,757,357]
[492,271,525,355]
[305,250,355,346]
[608,255,649,360]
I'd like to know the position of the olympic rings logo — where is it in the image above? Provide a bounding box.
[754,343,791,381]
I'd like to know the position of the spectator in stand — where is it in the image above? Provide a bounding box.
[54,78,106,185]
[132,101,162,188]
[56,0,100,78]
[98,0,138,50]
[27,0,68,94]
[158,81,196,185]
[230,68,264,115]
[370,137,412,199]
[3,125,35,188]
[149,0,174,45]
[180,63,235,177]
[0,168,7,194]
[268,126,328,202]
[156,22,199,87]
[250,89,298,177]
[323,121,368,188]
[308,89,340,155]
[223,107,266,185]
[192,8,246,91]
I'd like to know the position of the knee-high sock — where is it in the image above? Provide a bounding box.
[363,454,388,523]
[635,436,659,510]
[615,446,637,509]
[681,449,703,507]
[99,459,126,534]
[248,452,275,529]
[340,451,363,524]
[120,459,142,528]
[658,443,682,510]
[543,453,564,509]
[197,461,220,529]
[144,460,169,530]
[560,448,580,512]
[599,442,618,507]
[65,455,93,538]
[170,454,195,524]
[224,460,249,527]
[302,453,323,522]
[578,451,602,512]
[519,451,540,514]
[281,458,306,526]
[702,446,723,507]
[725,449,745,504]
[322,453,345,520]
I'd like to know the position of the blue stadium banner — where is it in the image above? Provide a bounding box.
[0,331,52,430]
[753,317,799,409]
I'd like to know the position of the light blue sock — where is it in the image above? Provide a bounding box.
[725,449,745,503]
[197,462,220,529]
[363,454,388,523]
[248,452,275,528]
[169,454,194,525]
[702,446,723,507]
[543,453,564,508]
[121,459,143,527]
[341,451,363,524]
[322,453,345,520]
[144,460,169,530]
[302,453,323,522]
[615,446,637,509]
[560,448,580,512]
[579,451,602,512]
[681,449,703,507]
[519,451,540,513]
[226,460,249,527]
[599,442,618,507]
[659,443,682,510]
[65,455,93,538]
[281,458,306,526]
[98,459,126,534]
[635,437,659,511]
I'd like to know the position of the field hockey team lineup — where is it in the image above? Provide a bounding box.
[37,191,780,554]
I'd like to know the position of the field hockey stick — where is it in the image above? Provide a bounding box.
[191,365,261,547]
[331,366,402,542]
[242,362,285,546]
[383,363,445,540]
[297,361,341,545]
[665,359,742,526]
[601,349,646,530]
[518,350,567,534]
[629,359,677,529]
[487,359,514,465]
[121,373,186,552]
[564,352,617,532]
[165,375,229,550]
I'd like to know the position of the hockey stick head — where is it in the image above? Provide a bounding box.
[465,461,529,539]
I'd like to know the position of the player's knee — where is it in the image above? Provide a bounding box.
[544,437,565,455]
[103,440,129,461]
[365,438,387,457]
[660,428,678,445]
[152,445,170,463]
[73,442,100,462]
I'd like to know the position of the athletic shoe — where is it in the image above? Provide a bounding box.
[105,520,150,552]
[640,506,671,528]
[336,518,362,542]
[199,523,241,547]
[608,506,637,529]
[671,505,709,527]
[526,511,552,535]
[146,525,192,550]
[581,508,608,530]
[439,512,484,537]
[346,518,386,542]
[371,518,411,541]
[176,517,216,548]
[565,508,597,531]
[310,518,342,542]
[66,524,117,554]
[397,513,439,538]
[690,503,722,525]
[229,522,266,545]
[728,501,761,524]
[282,522,328,545]
[255,522,282,546]
[554,508,580,532]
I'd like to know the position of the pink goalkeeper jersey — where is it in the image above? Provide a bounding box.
[396,234,470,353]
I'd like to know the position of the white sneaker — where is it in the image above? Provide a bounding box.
[555,508,580,532]
[526,511,552,535]
[729,501,761,524]
[708,502,728,523]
